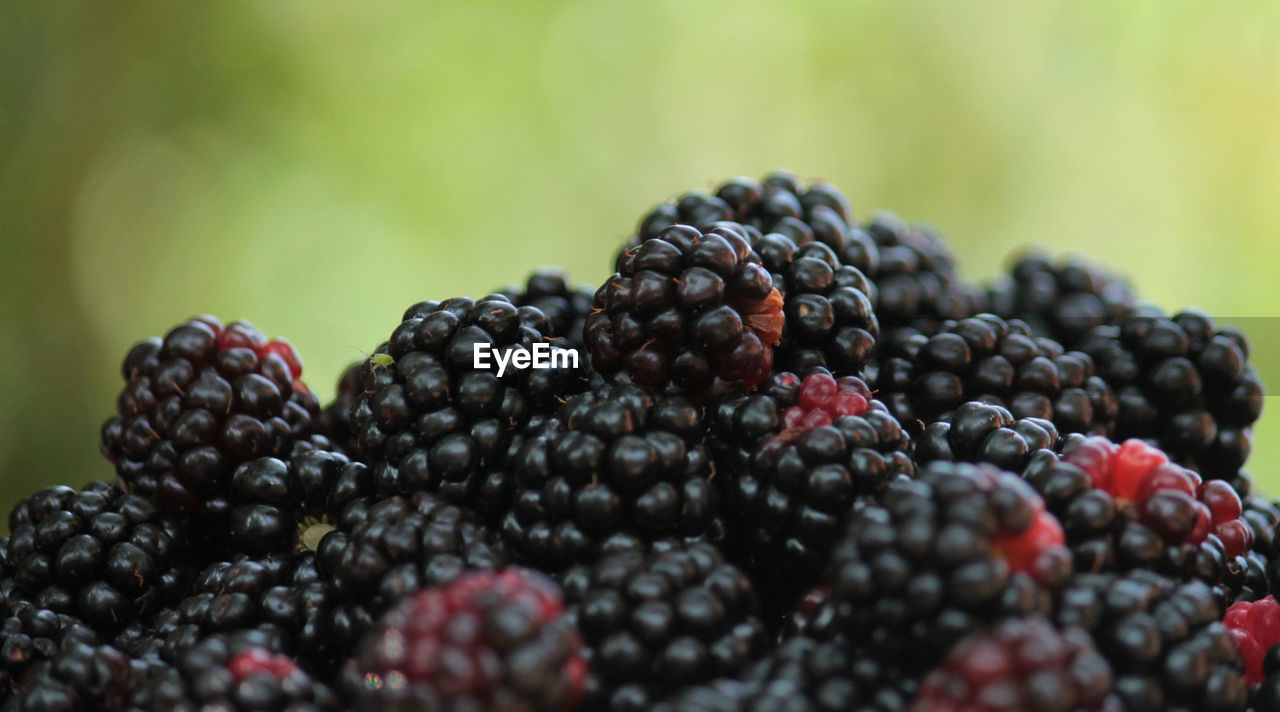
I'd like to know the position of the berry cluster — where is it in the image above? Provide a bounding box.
[2,171,1275,711]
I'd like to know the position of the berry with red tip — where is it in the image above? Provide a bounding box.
[709,369,912,614]
[808,462,1072,673]
[342,567,586,712]
[1224,596,1280,685]
[909,616,1119,712]
[100,316,321,522]
[587,223,785,401]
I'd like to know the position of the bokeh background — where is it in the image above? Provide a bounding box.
[2,2,1278,530]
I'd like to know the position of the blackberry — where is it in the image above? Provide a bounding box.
[127,633,338,712]
[342,568,586,712]
[874,313,1118,436]
[1253,647,1280,712]
[986,250,1137,349]
[860,211,983,345]
[708,369,913,612]
[586,223,785,401]
[502,383,719,572]
[351,296,591,521]
[749,229,879,377]
[331,491,509,619]
[0,481,188,637]
[3,642,137,712]
[498,268,596,351]
[1224,596,1280,685]
[315,361,362,457]
[1023,437,1260,601]
[811,462,1071,673]
[909,616,1118,712]
[139,551,366,677]
[1078,305,1264,480]
[913,401,1066,475]
[1056,572,1247,711]
[100,317,321,521]
[223,451,374,557]
[743,636,917,712]
[632,172,877,277]
[558,543,767,712]
[0,598,99,699]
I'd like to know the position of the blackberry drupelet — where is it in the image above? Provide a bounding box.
[913,401,1066,475]
[709,369,913,612]
[498,268,596,352]
[810,462,1072,674]
[1023,437,1260,601]
[502,383,719,572]
[632,172,877,278]
[224,450,374,557]
[909,616,1118,712]
[3,642,137,712]
[331,491,509,619]
[0,481,188,637]
[127,633,338,712]
[875,313,1118,437]
[1056,572,1247,712]
[100,317,321,521]
[744,636,917,712]
[558,543,767,712]
[351,296,590,522]
[749,229,879,376]
[1078,305,1264,481]
[1224,596,1280,685]
[342,568,586,712]
[586,223,785,400]
[986,250,1137,349]
[315,361,363,457]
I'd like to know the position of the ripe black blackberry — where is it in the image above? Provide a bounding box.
[223,450,374,557]
[1078,305,1264,481]
[3,641,138,712]
[498,268,597,351]
[808,462,1072,674]
[1255,652,1280,712]
[874,313,1118,437]
[632,172,877,277]
[985,250,1137,349]
[558,543,767,712]
[0,596,99,699]
[342,567,586,712]
[315,361,362,457]
[502,383,720,572]
[860,211,983,346]
[1021,436,1261,604]
[351,295,591,522]
[749,230,879,376]
[1057,571,1247,712]
[127,632,338,712]
[100,317,321,522]
[913,401,1066,475]
[0,481,188,637]
[744,636,917,712]
[587,223,785,401]
[331,491,509,619]
[708,369,912,613]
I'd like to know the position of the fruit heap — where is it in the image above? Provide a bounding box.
[2,171,1275,711]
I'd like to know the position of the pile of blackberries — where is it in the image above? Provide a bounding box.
[2,171,1274,712]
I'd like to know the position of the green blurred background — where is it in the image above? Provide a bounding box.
[2,2,1278,530]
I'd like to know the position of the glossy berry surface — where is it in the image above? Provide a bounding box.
[343,568,585,712]
[587,223,785,401]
